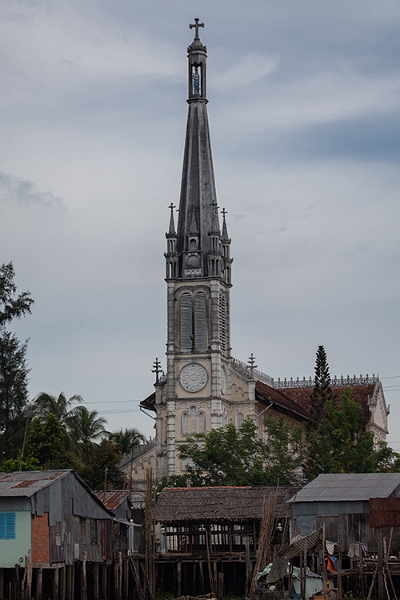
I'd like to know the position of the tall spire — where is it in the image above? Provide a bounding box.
[173,19,222,280]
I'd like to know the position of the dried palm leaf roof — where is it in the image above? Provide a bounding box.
[154,486,301,523]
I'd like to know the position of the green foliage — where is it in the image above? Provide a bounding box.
[67,405,108,462]
[0,263,34,327]
[24,414,81,470]
[168,418,305,489]
[81,439,126,490]
[109,428,146,456]
[0,456,41,472]
[0,263,33,461]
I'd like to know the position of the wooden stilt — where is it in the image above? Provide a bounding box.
[199,561,205,595]
[177,561,182,598]
[53,567,59,600]
[93,563,99,600]
[60,565,66,600]
[213,562,218,598]
[218,571,224,598]
[66,565,72,600]
[0,568,4,600]
[123,559,129,600]
[35,567,42,600]
[82,551,88,600]
[102,563,108,600]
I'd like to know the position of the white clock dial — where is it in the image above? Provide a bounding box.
[179,363,208,393]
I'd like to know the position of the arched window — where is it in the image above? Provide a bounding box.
[198,411,206,433]
[182,412,189,436]
[236,412,244,429]
[190,406,197,434]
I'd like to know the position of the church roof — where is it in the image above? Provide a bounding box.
[255,380,309,422]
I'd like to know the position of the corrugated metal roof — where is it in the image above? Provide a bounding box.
[290,473,400,503]
[0,470,70,498]
[94,490,130,510]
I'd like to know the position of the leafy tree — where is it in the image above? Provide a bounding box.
[24,414,81,470]
[0,263,34,327]
[322,388,399,473]
[67,405,108,463]
[171,418,306,489]
[0,263,33,460]
[82,439,126,490]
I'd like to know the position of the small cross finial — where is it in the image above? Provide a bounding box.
[247,353,258,377]
[169,203,176,212]
[221,208,228,219]
[189,18,204,39]
[152,358,162,384]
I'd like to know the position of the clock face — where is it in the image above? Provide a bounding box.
[179,363,208,393]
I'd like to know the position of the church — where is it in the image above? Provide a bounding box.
[122,21,389,489]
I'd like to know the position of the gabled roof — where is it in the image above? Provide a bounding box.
[94,490,130,511]
[282,385,376,423]
[0,470,71,497]
[290,473,400,503]
[0,470,115,515]
[255,381,309,422]
[154,486,301,523]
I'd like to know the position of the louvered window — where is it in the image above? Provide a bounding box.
[180,293,192,351]
[194,293,207,351]
[0,513,15,539]
[219,293,227,353]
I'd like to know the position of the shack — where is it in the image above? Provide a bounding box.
[0,470,130,600]
[290,472,400,553]
[153,485,300,597]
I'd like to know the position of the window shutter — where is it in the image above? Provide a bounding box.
[219,293,227,353]
[194,293,207,351]
[180,293,193,351]
[190,406,197,434]
[0,513,15,539]
[182,412,189,435]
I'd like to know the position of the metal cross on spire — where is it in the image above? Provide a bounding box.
[189,18,204,39]
[168,203,176,213]
[221,208,228,219]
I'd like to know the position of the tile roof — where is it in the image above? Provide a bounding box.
[255,381,309,421]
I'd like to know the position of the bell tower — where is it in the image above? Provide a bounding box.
[163,20,233,476]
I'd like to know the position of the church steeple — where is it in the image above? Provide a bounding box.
[168,19,224,281]
[162,21,233,477]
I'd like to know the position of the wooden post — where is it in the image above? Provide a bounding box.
[377,531,384,600]
[60,565,66,600]
[177,561,182,598]
[119,552,123,600]
[337,547,342,600]
[0,568,4,600]
[93,563,99,600]
[82,551,88,600]
[213,562,218,598]
[218,570,224,598]
[244,536,251,596]
[35,567,42,600]
[53,567,59,600]
[66,565,73,600]
[102,563,107,600]
[123,559,129,600]
[199,561,205,595]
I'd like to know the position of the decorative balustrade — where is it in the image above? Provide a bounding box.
[272,374,378,389]
[231,358,274,386]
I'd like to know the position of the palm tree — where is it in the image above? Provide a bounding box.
[68,406,108,463]
[32,392,83,452]
[108,428,146,457]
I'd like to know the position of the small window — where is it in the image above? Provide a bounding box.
[91,520,98,545]
[0,513,15,540]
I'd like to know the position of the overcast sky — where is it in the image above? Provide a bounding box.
[1,0,399,449]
